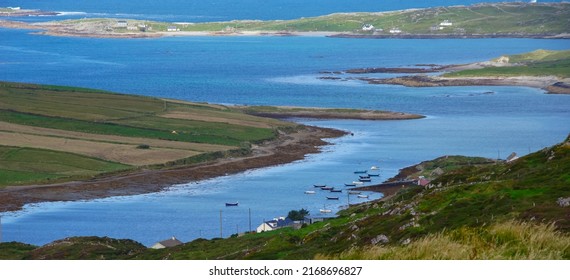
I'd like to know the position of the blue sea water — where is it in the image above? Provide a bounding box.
[0,1,569,246]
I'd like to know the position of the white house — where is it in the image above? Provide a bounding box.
[256,217,293,233]
[167,26,179,32]
[389,28,402,34]
[150,236,183,249]
[361,24,374,31]
[116,20,128,28]
[440,20,453,27]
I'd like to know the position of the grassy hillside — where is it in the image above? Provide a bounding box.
[170,2,570,34]
[445,49,570,78]
[3,135,568,259]
[31,3,569,37]
[0,81,292,186]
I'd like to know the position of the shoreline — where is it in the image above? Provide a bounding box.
[2,19,569,40]
[357,75,570,94]
[0,125,345,213]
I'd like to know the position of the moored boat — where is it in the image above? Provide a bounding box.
[326,196,340,200]
[352,181,364,185]
[357,195,369,198]
[348,191,361,195]
[370,166,379,170]
[330,189,342,193]
[359,175,370,179]
[321,186,333,190]
[304,190,316,194]
[359,178,371,182]
[344,183,356,187]
[368,173,380,177]
[225,202,239,206]
[314,184,326,188]
[354,170,368,174]
[320,209,332,213]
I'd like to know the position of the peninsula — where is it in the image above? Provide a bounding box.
[1,2,569,39]
[0,81,422,212]
[319,49,570,94]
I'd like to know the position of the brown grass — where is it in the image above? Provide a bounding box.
[160,111,278,129]
[0,131,201,166]
[318,220,570,260]
[0,121,232,152]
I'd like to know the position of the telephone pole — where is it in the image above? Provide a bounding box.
[248,208,252,233]
[219,210,223,238]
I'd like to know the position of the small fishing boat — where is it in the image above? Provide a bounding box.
[354,170,368,174]
[320,209,332,213]
[359,175,370,179]
[357,195,369,198]
[326,196,340,200]
[359,178,371,182]
[348,191,362,195]
[352,181,364,185]
[344,183,356,187]
[314,184,326,188]
[368,173,380,177]
[321,186,333,190]
[330,189,342,193]
[225,202,239,206]
[304,190,316,194]
[370,166,379,170]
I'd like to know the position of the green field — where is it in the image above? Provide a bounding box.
[0,146,130,186]
[445,49,570,78]
[0,81,294,186]
[162,3,570,34]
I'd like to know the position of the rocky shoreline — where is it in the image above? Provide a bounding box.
[0,126,345,212]
[358,75,570,94]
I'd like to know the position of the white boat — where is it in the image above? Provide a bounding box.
[348,191,361,195]
[352,181,364,185]
[304,190,316,194]
[370,166,379,170]
[357,195,369,198]
[320,209,332,213]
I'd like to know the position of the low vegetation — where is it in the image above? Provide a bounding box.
[0,81,293,186]
[175,2,569,35]
[3,135,568,259]
[445,50,570,79]
[322,220,570,260]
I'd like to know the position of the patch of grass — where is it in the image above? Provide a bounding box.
[445,49,570,78]
[445,58,570,78]
[0,145,130,187]
[173,3,569,34]
[326,220,570,260]
[0,242,38,260]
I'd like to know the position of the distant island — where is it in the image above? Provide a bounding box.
[1,2,569,38]
[319,49,570,94]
